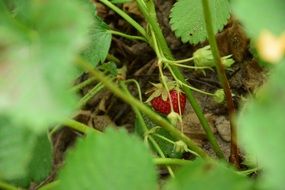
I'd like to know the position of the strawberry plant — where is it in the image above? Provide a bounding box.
[0,0,285,190]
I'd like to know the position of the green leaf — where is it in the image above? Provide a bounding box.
[57,128,157,190]
[238,59,285,190]
[82,16,112,66]
[27,133,53,183]
[232,0,285,37]
[0,117,36,180]
[0,0,92,132]
[170,0,230,44]
[98,61,118,77]
[165,159,253,190]
[10,133,53,188]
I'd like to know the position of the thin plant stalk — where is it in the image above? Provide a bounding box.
[109,30,147,42]
[136,0,225,159]
[201,0,239,167]
[63,119,101,135]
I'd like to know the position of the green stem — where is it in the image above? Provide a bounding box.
[0,181,19,190]
[63,119,101,135]
[77,82,104,107]
[99,0,147,39]
[76,58,209,158]
[154,158,191,166]
[202,0,238,166]
[71,76,97,92]
[153,133,175,145]
[165,61,212,70]
[162,57,194,64]
[238,168,259,176]
[124,79,143,102]
[148,137,175,177]
[109,30,146,42]
[122,84,175,177]
[106,54,120,64]
[135,0,224,159]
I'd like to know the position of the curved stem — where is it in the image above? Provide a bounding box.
[77,82,104,107]
[163,57,194,64]
[167,66,215,96]
[76,57,209,158]
[202,0,238,166]
[71,76,97,92]
[99,0,147,39]
[153,133,175,145]
[124,79,143,102]
[63,119,101,135]
[109,30,147,42]
[165,61,212,70]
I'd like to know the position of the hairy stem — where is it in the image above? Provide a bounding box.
[71,76,97,92]
[77,82,104,107]
[201,0,239,167]
[99,0,147,39]
[109,30,147,42]
[63,119,101,135]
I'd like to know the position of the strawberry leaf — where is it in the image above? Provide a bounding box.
[165,159,254,190]
[0,0,91,132]
[82,16,112,66]
[57,128,157,190]
[170,0,230,44]
[0,117,36,180]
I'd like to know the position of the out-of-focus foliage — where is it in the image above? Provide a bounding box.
[57,128,157,190]
[0,0,92,132]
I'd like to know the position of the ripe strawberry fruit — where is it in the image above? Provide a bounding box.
[150,90,186,115]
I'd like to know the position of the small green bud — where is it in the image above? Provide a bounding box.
[213,89,225,103]
[222,55,235,68]
[193,45,214,67]
[167,111,182,126]
[174,140,187,153]
[193,46,235,68]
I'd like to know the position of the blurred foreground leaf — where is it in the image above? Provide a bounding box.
[57,128,157,190]
[165,159,253,190]
[238,59,285,190]
[232,0,285,37]
[0,0,92,132]
[0,117,36,180]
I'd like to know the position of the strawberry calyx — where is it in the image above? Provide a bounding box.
[145,79,186,115]
[145,80,177,103]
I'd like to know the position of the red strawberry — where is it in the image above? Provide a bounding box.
[150,90,186,115]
